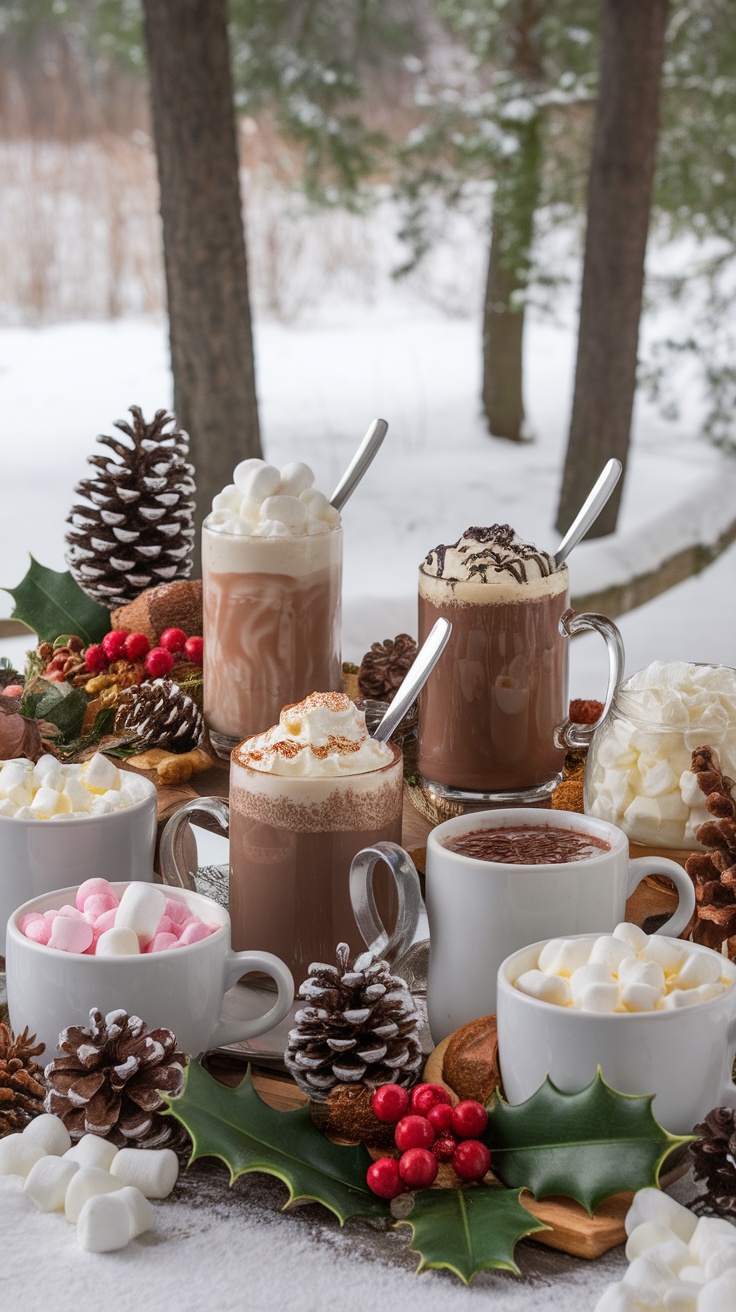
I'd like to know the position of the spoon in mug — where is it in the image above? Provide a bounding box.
[373,619,452,744]
[330,418,389,512]
[553,458,622,569]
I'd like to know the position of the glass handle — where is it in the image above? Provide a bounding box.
[555,608,625,749]
[349,841,423,965]
[159,796,230,891]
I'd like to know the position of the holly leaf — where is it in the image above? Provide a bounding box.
[163,1061,386,1224]
[3,557,110,645]
[395,1187,547,1284]
[20,683,89,742]
[485,1071,692,1213]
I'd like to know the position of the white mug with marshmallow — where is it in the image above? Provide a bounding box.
[425,807,695,1041]
[5,882,294,1059]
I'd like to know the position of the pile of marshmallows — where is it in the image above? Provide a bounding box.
[596,1188,736,1312]
[0,753,149,820]
[513,923,732,1014]
[0,1114,178,1253]
[207,458,340,538]
[19,879,218,956]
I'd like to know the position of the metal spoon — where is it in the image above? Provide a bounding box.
[330,418,389,511]
[554,458,623,569]
[373,619,452,743]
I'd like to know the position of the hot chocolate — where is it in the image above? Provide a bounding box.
[229,693,403,981]
[418,524,568,796]
[444,824,611,865]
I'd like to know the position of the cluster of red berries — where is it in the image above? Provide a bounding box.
[365,1082,491,1199]
[84,627,204,679]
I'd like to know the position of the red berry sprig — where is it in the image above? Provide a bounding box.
[366,1157,403,1200]
[101,629,128,662]
[452,1140,491,1182]
[81,628,203,681]
[159,627,188,654]
[145,646,175,678]
[366,1083,492,1198]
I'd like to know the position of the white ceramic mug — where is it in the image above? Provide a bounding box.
[5,882,294,1060]
[0,782,158,953]
[425,808,696,1042]
[497,935,736,1135]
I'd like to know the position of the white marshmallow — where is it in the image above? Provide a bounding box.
[0,757,32,793]
[299,487,330,514]
[76,1192,132,1252]
[96,926,140,956]
[639,760,678,797]
[538,937,592,975]
[90,796,113,815]
[114,882,166,946]
[116,773,154,805]
[279,461,314,497]
[513,969,572,1006]
[662,985,723,1010]
[65,1166,123,1223]
[64,1134,119,1172]
[704,1239,736,1281]
[697,1271,736,1312]
[621,983,666,1013]
[687,1217,736,1265]
[211,483,242,512]
[82,752,120,794]
[570,962,615,1003]
[0,1134,46,1177]
[30,785,65,818]
[639,937,687,974]
[680,771,706,808]
[13,806,35,819]
[619,958,666,992]
[116,1184,155,1238]
[62,774,92,812]
[674,952,723,990]
[588,935,636,973]
[110,1147,179,1199]
[23,1155,79,1211]
[662,1290,699,1312]
[0,797,17,816]
[260,494,308,530]
[233,460,280,501]
[625,1189,698,1243]
[22,1113,72,1156]
[33,754,64,790]
[576,981,620,1013]
[623,1251,678,1297]
[625,1221,679,1261]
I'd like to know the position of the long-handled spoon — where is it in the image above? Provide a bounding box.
[554,458,622,569]
[330,418,389,512]
[373,619,452,743]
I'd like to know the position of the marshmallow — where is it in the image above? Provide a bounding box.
[63,774,93,812]
[90,797,113,815]
[663,1289,699,1311]
[147,931,179,952]
[116,1185,155,1238]
[114,882,166,946]
[588,935,637,973]
[76,1192,132,1252]
[623,1251,677,1297]
[22,1113,72,1156]
[211,482,242,512]
[83,752,121,794]
[704,1239,736,1282]
[513,970,572,1005]
[31,785,67,818]
[164,898,189,926]
[698,1272,736,1312]
[64,1166,123,1223]
[570,962,614,1002]
[575,981,620,1013]
[23,916,52,945]
[49,915,93,954]
[0,1134,46,1177]
[23,1155,79,1211]
[619,957,666,992]
[177,919,213,946]
[83,892,119,920]
[279,461,314,497]
[625,1189,698,1243]
[687,1217,736,1265]
[621,982,666,1013]
[0,797,17,816]
[65,1135,119,1172]
[538,937,592,975]
[260,493,308,531]
[110,1147,179,1199]
[614,923,650,953]
[0,758,32,793]
[675,952,723,990]
[625,1221,681,1261]
[233,458,280,500]
[96,926,141,956]
[639,937,687,974]
[33,755,65,790]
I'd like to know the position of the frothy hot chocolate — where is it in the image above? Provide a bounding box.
[443,824,611,865]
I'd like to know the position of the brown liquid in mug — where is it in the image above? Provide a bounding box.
[444,824,611,865]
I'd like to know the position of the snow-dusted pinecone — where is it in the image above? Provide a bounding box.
[115,677,203,752]
[284,943,423,1101]
[66,406,195,607]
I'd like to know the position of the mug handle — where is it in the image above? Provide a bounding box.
[625,857,696,938]
[555,608,625,749]
[349,840,423,965]
[159,797,230,891]
[717,1016,736,1110]
[209,950,295,1049]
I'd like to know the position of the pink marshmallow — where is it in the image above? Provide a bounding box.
[44,909,60,921]
[178,920,211,946]
[49,915,93,954]
[94,908,118,934]
[83,893,118,921]
[24,917,53,946]
[76,878,118,912]
[154,914,180,939]
[148,932,179,953]
[164,898,189,926]
[19,912,44,933]
[57,904,84,921]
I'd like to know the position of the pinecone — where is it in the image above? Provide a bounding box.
[0,1023,46,1138]
[65,405,196,608]
[692,1107,736,1213]
[685,747,736,953]
[115,677,203,752]
[358,634,418,702]
[284,943,422,1101]
[0,665,23,691]
[45,1008,187,1147]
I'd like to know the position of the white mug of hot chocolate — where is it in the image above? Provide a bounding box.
[425,808,695,1042]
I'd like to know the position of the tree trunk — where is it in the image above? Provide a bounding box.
[143,0,261,573]
[556,0,669,538]
[482,111,541,441]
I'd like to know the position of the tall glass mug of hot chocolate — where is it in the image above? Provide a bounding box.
[418,524,625,806]
[203,459,342,757]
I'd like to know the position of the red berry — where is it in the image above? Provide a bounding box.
[432,1134,457,1163]
[451,1100,489,1140]
[372,1084,410,1125]
[124,632,150,661]
[84,644,108,673]
[452,1140,491,1182]
[410,1083,452,1117]
[184,635,204,666]
[394,1115,435,1152]
[366,1157,403,1200]
[427,1103,454,1134]
[101,630,128,661]
[145,647,175,678]
[159,627,187,654]
[399,1148,438,1189]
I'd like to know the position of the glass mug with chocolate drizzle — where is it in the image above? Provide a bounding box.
[417,524,625,808]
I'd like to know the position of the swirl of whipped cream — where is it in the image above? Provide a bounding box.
[205,459,340,540]
[422,524,558,585]
[234,692,395,777]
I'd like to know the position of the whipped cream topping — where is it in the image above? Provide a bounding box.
[234,692,395,777]
[422,524,558,585]
[205,459,340,540]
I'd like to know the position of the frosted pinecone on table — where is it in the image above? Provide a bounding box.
[285,943,423,1101]
[115,677,203,752]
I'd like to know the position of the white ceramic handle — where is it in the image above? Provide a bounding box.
[625,857,696,938]
[349,841,422,964]
[210,950,295,1049]
[718,1017,736,1110]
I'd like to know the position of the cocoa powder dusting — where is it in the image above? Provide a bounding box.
[444,823,610,865]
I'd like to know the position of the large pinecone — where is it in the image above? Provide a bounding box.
[358,634,418,702]
[685,747,736,952]
[0,1023,46,1137]
[115,677,203,752]
[45,1008,187,1147]
[692,1107,736,1213]
[66,406,196,608]
[285,943,422,1101]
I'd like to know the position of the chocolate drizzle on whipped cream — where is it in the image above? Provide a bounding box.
[424,524,557,585]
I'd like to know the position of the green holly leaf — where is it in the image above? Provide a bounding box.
[20,683,89,741]
[3,557,110,645]
[163,1061,386,1225]
[395,1187,548,1284]
[485,1071,692,1213]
